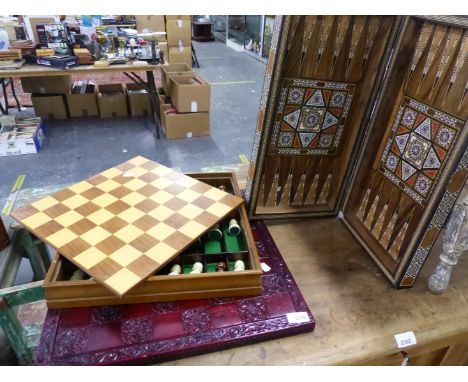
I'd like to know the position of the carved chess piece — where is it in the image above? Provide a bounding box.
[428,194,468,294]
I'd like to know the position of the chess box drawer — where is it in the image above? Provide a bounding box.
[43,172,262,308]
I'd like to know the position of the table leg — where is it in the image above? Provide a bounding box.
[146,70,161,139]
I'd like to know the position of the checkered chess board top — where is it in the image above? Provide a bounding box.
[12,156,243,297]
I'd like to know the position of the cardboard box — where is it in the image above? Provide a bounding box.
[66,82,99,118]
[165,16,191,21]
[168,45,192,68]
[166,20,191,46]
[158,88,209,139]
[21,75,72,94]
[170,73,211,113]
[161,63,193,95]
[97,84,129,118]
[135,15,166,41]
[0,117,45,157]
[158,41,168,62]
[126,83,151,117]
[31,94,68,120]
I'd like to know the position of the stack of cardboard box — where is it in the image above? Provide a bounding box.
[165,15,192,68]
[21,76,70,120]
[135,15,168,63]
[158,64,210,139]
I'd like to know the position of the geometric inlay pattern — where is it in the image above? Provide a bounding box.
[379,96,463,206]
[272,77,356,155]
[11,156,243,297]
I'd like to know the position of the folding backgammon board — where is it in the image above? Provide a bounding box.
[11,157,262,307]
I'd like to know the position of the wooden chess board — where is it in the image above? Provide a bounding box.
[11,156,243,296]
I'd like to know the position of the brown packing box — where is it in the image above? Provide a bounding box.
[126,83,151,117]
[135,15,166,41]
[97,84,129,118]
[165,16,191,21]
[161,63,193,95]
[168,46,192,68]
[31,94,68,120]
[158,88,209,139]
[21,76,72,94]
[159,42,168,61]
[66,84,99,118]
[170,73,211,113]
[166,19,191,46]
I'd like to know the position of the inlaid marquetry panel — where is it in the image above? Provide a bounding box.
[344,16,468,287]
[248,16,398,218]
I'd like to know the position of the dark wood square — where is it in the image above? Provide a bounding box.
[126,255,160,278]
[139,161,159,171]
[43,203,71,219]
[81,187,106,200]
[95,236,126,255]
[52,188,76,202]
[138,172,159,183]
[163,214,190,230]
[164,183,186,195]
[130,234,160,253]
[87,174,108,186]
[164,231,192,251]
[115,162,137,171]
[189,181,212,194]
[105,200,131,215]
[89,257,123,278]
[34,220,65,238]
[68,218,98,236]
[74,201,101,216]
[100,216,128,234]
[137,184,160,197]
[194,211,220,227]
[109,185,133,199]
[133,215,160,231]
[192,195,216,210]
[164,197,188,211]
[58,238,92,257]
[134,199,160,213]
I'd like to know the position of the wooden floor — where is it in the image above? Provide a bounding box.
[160,216,468,365]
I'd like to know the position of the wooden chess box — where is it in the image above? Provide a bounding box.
[43,172,262,308]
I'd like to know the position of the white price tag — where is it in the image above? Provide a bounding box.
[187,132,193,138]
[286,312,310,324]
[177,20,183,28]
[277,186,281,192]
[260,262,271,272]
[191,101,198,112]
[394,331,417,349]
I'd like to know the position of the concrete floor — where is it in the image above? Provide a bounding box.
[0,41,266,204]
[0,41,265,364]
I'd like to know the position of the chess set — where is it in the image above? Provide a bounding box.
[11,157,262,308]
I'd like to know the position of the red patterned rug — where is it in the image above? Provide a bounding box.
[5,70,163,107]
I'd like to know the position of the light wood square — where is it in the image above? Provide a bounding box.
[87,209,114,225]
[105,268,141,296]
[176,176,198,188]
[117,207,145,223]
[148,205,175,221]
[128,156,148,166]
[178,204,204,220]
[31,196,60,211]
[150,177,172,190]
[203,187,226,202]
[100,167,122,179]
[109,245,142,267]
[114,225,145,243]
[92,193,119,208]
[81,226,112,246]
[179,220,207,238]
[68,181,93,194]
[147,223,176,241]
[95,179,120,192]
[54,210,84,227]
[206,201,232,217]
[61,194,89,209]
[149,190,173,204]
[120,192,147,206]
[145,242,176,263]
[74,247,107,269]
[22,212,52,230]
[151,165,172,177]
[177,189,200,203]
[123,166,147,178]
[125,178,147,191]
[47,228,78,248]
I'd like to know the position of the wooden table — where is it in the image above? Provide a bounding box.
[1,62,165,138]
[159,218,468,365]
